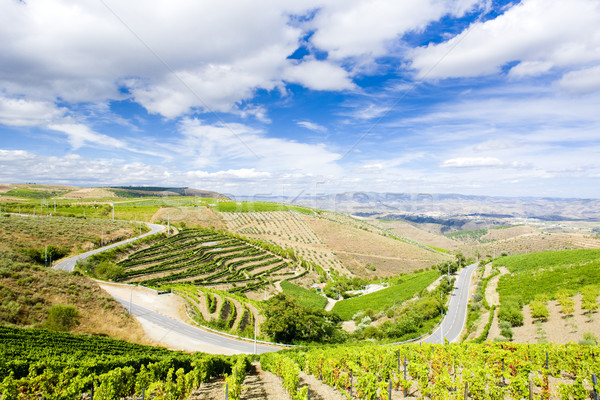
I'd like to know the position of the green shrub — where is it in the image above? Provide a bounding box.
[44,304,79,332]
[530,301,549,321]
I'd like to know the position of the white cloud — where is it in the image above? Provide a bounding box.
[283,59,355,91]
[441,157,504,168]
[410,0,600,80]
[47,123,126,150]
[0,97,64,127]
[297,120,327,132]
[558,65,600,93]
[187,169,271,180]
[177,118,342,175]
[310,0,482,61]
[0,150,172,185]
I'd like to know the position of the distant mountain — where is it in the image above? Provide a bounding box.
[244,192,600,221]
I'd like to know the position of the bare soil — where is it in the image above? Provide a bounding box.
[511,294,600,344]
[485,267,509,307]
[306,215,448,277]
[371,219,461,251]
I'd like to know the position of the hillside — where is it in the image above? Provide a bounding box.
[0,213,154,343]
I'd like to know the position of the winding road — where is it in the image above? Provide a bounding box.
[111,296,278,354]
[54,222,165,272]
[53,219,478,352]
[422,263,478,343]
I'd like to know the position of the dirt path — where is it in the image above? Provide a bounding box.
[243,363,292,400]
[298,371,347,400]
[187,377,225,400]
[485,266,509,306]
[325,297,337,312]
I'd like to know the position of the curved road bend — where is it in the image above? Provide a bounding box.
[112,296,280,354]
[422,263,478,344]
[54,222,165,272]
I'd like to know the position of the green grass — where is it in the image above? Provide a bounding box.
[214,201,313,214]
[445,228,489,242]
[281,280,328,309]
[495,249,600,305]
[428,245,451,253]
[331,270,439,320]
[4,188,71,199]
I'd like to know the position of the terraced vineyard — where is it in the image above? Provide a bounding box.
[115,228,306,294]
[175,285,264,339]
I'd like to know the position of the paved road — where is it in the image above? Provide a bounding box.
[53,222,165,272]
[112,295,280,354]
[422,263,478,343]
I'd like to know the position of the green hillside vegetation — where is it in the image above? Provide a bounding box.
[332,270,438,320]
[280,280,328,309]
[78,228,307,294]
[0,325,250,400]
[494,249,600,327]
[215,201,313,214]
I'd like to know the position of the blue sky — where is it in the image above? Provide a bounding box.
[1,0,600,198]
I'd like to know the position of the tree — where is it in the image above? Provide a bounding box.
[261,294,341,343]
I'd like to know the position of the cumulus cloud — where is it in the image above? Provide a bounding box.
[310,0,482,61]
[283,59,355,90]
[0,97,65,127]
[410,0,600,80]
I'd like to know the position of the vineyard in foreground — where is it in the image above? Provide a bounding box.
[262,342,600,400]
[0,325,250,400]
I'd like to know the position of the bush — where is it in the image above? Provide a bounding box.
[530,300,549,321]
[498,305,523,327]
[44,304,79,332]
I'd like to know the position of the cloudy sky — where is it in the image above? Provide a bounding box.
[1,0,600,198]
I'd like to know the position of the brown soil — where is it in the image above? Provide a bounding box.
[306,215,448,277]
[372,219,461,251]
[511,294,600,344]
[485,267,509,307]
[0,184,16,193]
[481,225,539,241]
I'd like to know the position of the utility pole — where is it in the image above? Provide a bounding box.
[254,322,257,355]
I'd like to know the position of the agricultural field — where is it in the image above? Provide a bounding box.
[174,284,263,339]
[151,206,226,230]
[100,228,308,295]
[280,280,328,310]
[263,342,600,400]
[0,325,250,400]
[486,249,600,344]
[331,270,439,320]
[372,218,461,252]
[304,214,449,277]
[221,211,345,275]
